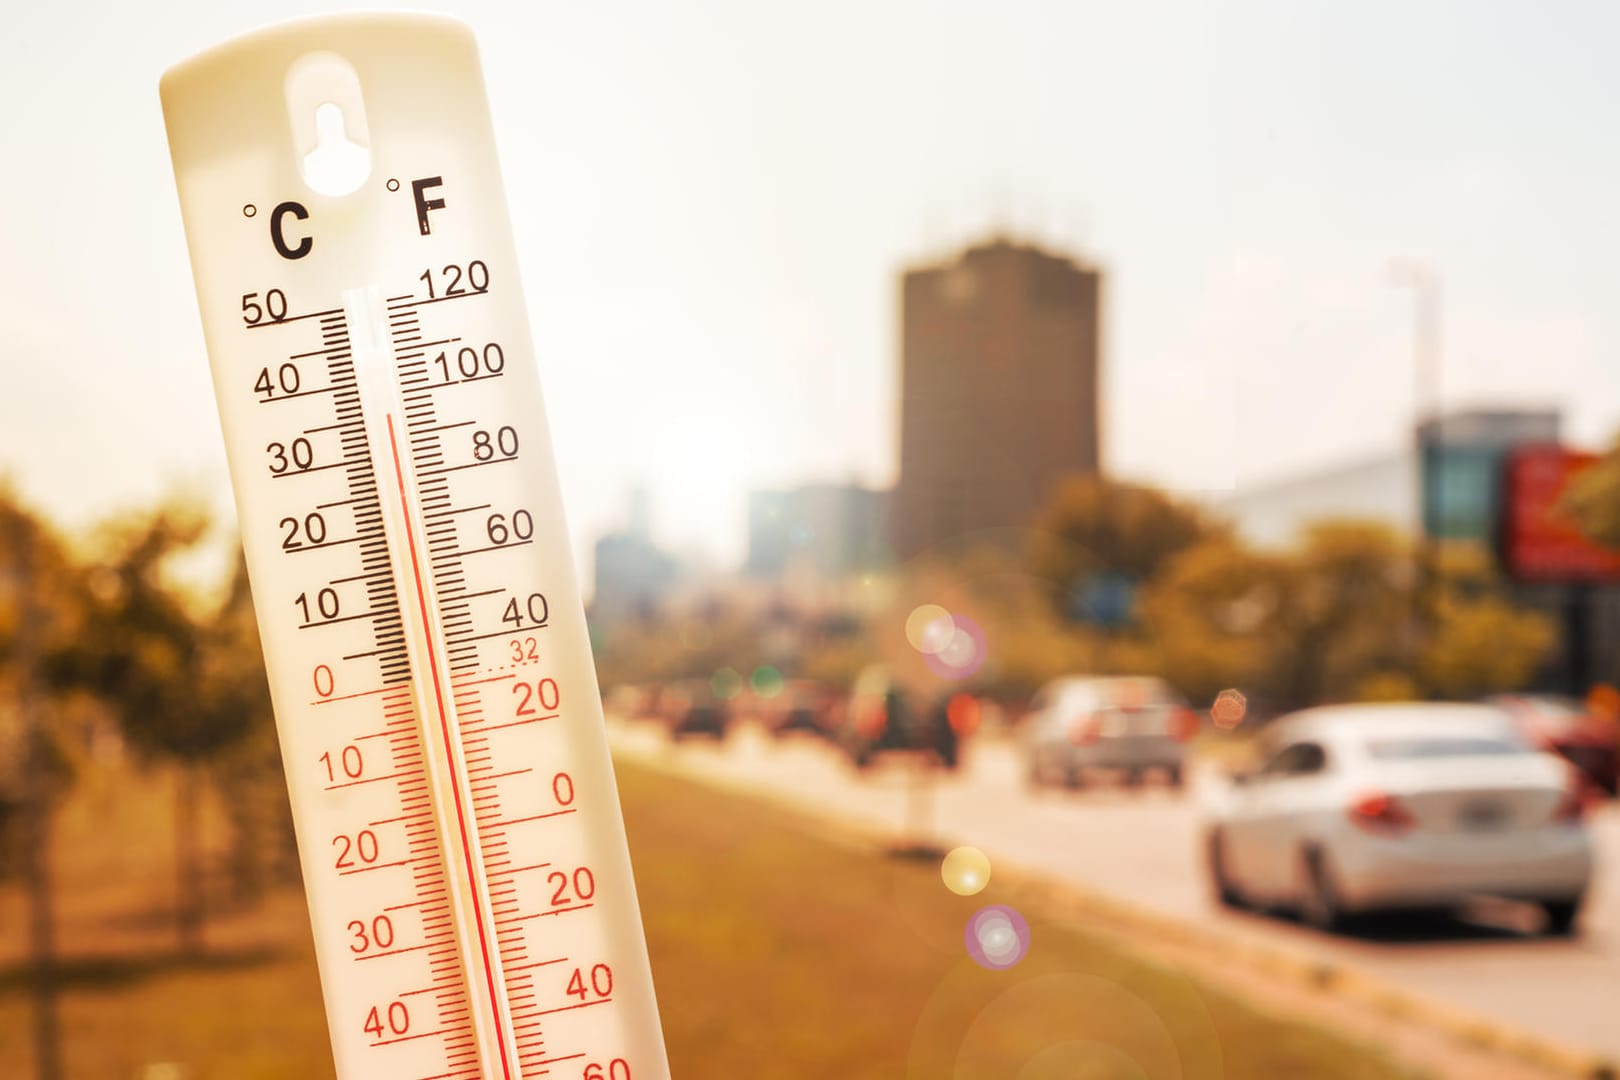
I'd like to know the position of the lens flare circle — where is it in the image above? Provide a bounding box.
[925,614,986,679]
[906,603,955,654]
[751,665,784,698]
[965,904,1029,969]
[941,846,992,896]
[710,667,742,700]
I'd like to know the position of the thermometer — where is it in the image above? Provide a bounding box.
[160,14,669,1079]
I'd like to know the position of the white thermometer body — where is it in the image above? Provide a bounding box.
[162,15,669,1079]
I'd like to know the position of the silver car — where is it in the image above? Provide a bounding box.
[1023,676,1194,789]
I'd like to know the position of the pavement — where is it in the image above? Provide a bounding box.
[609,718,1620,1070]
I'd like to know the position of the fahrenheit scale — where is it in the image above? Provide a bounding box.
[161,14,669,1079]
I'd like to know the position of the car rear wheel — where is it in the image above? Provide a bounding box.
[1298,848,1347,933]
[1027,749,1061,789]
[1541,898,1582,937]
[1207,830,1244,909]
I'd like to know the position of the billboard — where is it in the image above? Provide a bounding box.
[1497,445,1620,584]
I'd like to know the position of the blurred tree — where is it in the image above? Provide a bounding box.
[1138,537,1290,709]
[594,598,782,703]
[1140,523,1555,713]
[70,502,261,954]
[199,553,286,905]
[1418,543,1555,698]
[908,545,1101,703]
[797,636,875,689]
[1353,671,1423,702]
[1029,475,1221,626]
[0,490,87,863]
[1563,435,1620,547]
[0,485,93,1080]
[1271,521,1415,709]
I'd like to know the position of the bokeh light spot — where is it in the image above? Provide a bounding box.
[965,904,1029,970]
[941,846,991,896]
[940,628,976,666]
[925,614,986,680]
[751,665,784,698]
[906,603,954,654]
[710,667,742,700]
[1211,688,1247,730]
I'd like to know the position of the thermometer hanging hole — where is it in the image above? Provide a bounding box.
[285,51,372,197]
[302,102,371,196]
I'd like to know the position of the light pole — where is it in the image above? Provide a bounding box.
[1388,261,1443,675]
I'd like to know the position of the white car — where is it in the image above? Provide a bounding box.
[1203,703,1593,935]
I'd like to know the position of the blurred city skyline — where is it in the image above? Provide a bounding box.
[7,0,1620,569]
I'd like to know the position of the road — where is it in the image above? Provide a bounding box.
[609,719,1620,1065]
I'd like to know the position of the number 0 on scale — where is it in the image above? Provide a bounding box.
[161,14,671,1079]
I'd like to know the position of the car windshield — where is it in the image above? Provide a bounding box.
[1518,697,1585,720]
[1098,705,1172,736]
[1364,736,1530,760]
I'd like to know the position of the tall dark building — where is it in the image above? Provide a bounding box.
[894,238,1101,557]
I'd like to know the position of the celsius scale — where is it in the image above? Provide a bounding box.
[161,14,670,1079]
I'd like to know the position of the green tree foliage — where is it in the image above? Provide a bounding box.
[76,505,233,758]
[1136,525,1382,714]
[1418,543,1556,698]
[3,488,289,941]
[875,545,1092,701]
[70,502,269,952]
[797,636,876,689]
[1271,521,1414,709]
[1137,538,1289,708]
[1028,475,1221,622]
[595,604,774,691]
[202,555,288,903]
[0,487,90,873]
[0,490,86,675]
[1139,523,1554,712]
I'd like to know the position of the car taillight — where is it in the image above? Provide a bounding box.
[856,702,887,738]
[1068,715,1098,745]
[1348,791,1415,834]
[1171,707,1198,742]
[1553,773,1592,824]
[947,693,980,736]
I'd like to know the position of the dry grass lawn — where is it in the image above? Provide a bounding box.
[0,755,1428,1078]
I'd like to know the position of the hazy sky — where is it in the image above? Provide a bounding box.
[5,0,1620,570]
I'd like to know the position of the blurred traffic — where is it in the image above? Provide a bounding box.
[611,670,1615,936]
[603,672,1620,1058]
